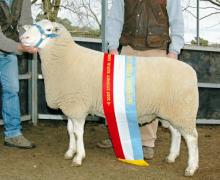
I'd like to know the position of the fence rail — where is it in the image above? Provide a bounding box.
[1,42,220,126]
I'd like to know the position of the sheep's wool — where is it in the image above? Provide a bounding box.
[21,20,199,176]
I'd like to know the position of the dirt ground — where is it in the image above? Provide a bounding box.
[0,120,219,180]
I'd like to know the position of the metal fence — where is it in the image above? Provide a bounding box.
[0,54,38,125]
[0,39,220,126]
[1,0,220,125]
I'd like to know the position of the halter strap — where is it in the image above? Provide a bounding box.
[33,24,58,48]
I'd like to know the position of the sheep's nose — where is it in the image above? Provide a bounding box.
[20,35,28,42]
[20,35,29,41]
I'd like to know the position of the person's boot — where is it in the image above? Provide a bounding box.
[143,146,154,160]
[96,139,112,149]
[4,135,36,149]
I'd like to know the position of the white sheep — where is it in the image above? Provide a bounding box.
[20,19,199,176]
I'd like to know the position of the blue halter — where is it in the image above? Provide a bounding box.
[33,24,58,48]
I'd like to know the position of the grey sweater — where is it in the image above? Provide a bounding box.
[107,0,184,54]
[0,0,33,54]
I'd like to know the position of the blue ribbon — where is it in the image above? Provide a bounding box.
[33,24,58,48]
[125,56,144,160]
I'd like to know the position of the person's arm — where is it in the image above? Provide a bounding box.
[0,26,19,53]
[0,0,37,54]
[167,0,184,58]
[18,1,38,53]
[106,0,124,54]
[18,0,33,35]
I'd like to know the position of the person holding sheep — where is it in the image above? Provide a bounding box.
[97,0,184,160]
[0,0,37,149]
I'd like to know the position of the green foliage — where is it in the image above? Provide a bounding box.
[69,28,101,38]
[209,43,220,48]
[191,37,209,46]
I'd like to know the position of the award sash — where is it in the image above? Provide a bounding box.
[102,53,148,167]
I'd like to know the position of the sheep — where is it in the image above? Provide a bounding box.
[20,19,199,176]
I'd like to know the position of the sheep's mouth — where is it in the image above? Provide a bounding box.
[20,39,32,47]
[23,43,32,47]
[21,42,30,46]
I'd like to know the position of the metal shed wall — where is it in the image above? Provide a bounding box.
[0,39,219,125]
[37,39,220,124]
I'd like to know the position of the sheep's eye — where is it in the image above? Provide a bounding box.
[46,28,51,31]
[55,27,59,32]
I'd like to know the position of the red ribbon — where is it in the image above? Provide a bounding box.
[102,53,125,159]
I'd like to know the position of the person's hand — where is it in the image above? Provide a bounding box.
[17,43,38,54]
[109,49,119,55]
[167,52,178,59]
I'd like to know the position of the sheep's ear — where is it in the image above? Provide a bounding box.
[23,25,32,31]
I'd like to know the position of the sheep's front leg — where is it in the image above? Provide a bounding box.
[182,128,199,176]
[165,125,181,163]
[71,118,86,166]
[64,118,76,159]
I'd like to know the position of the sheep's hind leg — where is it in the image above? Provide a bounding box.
[181,128,199,176]
[71,118,86,166]
[165,124,181,163]
[64,118,77,160]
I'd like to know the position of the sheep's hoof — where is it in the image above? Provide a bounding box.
[64,154,73,160]
[184,166,198,176]
[72,157,82,167]
[165,156,175,163]
[71,161,82,167]
[64,150,75,160]
[71,155,85,167]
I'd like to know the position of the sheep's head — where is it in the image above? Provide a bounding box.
[20,19,72,49]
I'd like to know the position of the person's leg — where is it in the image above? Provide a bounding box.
[0,54,35,149]
[122,47,167,159]
[0,54,21,138]
[97,47,166,155]
[141,120,158,159]
[141,120,158,148]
